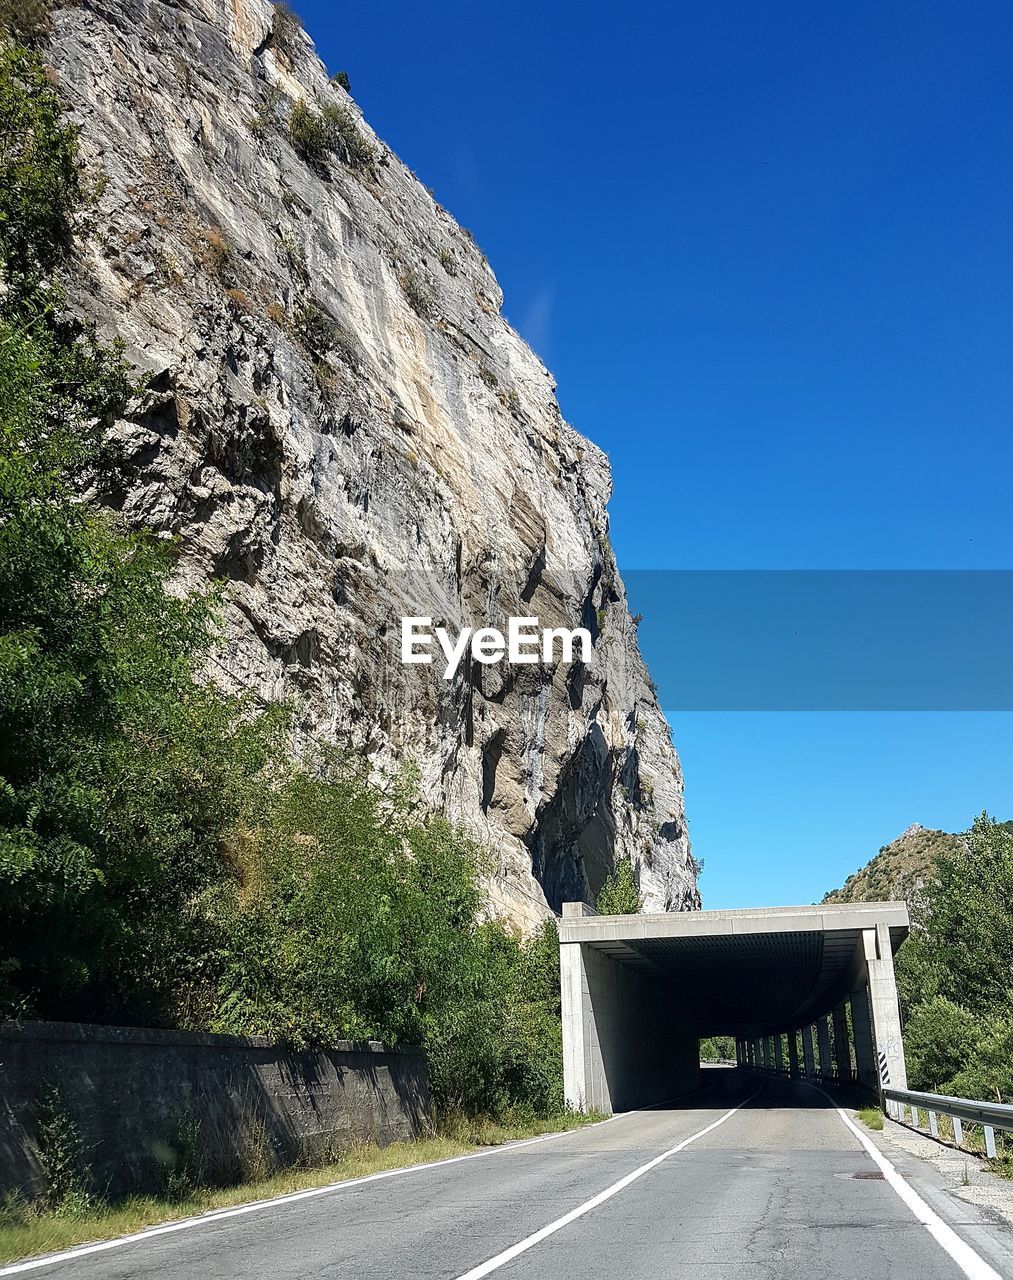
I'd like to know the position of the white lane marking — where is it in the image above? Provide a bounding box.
[0,1119,623,1277]
[820,1087,1002,1280]
[451,1088,761,1280]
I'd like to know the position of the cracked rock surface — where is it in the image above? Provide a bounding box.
[49,0,699,926]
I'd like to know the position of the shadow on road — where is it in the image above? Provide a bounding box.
[621,1067,873,1114]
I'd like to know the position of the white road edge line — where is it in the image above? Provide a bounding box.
[822,1088,1002,1280]
[451,1087,762,1280]
[0,1095,701,1277]
[0,1123,614,1277]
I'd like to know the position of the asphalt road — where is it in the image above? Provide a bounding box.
[10,1070,1013,1280]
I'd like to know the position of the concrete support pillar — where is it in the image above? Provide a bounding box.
[801,1024,816,1078]
[560,910,703,1114]
[817,1016,832,1081]
[832,1003,851,1082]
[774,1034,784,1075]
[850,983,878,1091]
[560,935,601,1112]
[863,925,908,1091]
[787,1029,800,1078]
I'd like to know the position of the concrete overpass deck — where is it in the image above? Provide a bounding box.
[560,901,909,1114]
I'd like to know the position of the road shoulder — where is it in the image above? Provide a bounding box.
[857,1110,1013,1276]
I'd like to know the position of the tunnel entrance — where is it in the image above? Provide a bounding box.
[559,902,909,1114]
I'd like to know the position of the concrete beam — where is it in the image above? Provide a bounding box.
[559,902,909,945]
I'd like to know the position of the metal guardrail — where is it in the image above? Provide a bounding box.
[884,1086,1013,1159]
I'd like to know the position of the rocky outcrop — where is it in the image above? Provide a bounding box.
[821,824,964,912]
[48,0,699,926]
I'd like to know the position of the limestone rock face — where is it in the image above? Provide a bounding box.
[49,0,700,926]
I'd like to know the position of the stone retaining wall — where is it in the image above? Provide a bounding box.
[0,1020,430,1199]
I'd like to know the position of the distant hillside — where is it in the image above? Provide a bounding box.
[821,824,965,909]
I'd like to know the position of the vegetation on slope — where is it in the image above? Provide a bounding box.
[821,823,965,910]
[897,815,1013,1101]
[827,815,1013,1105]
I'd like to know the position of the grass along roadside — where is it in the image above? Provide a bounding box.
[857,1105,884,1131]
[0,1112,603,1265]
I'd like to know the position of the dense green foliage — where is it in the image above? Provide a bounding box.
[0,41,565,1122]
[596,855,642,914]
[699,1035,736,1062]
[0,45,77,287]
[898,815,1013,1101]
[205,759,565,1115]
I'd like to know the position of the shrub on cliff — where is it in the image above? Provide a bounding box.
[289,99,374,173]
[270,2,302,62]
[0,45,79,286]
[596,855,642,914]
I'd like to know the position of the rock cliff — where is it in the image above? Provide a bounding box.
[48,0,699,926]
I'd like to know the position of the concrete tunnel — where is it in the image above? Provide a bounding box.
[559,901,909,1114]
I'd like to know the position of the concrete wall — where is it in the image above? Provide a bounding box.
[0,1021,430,1200]
[562,944,698,1113]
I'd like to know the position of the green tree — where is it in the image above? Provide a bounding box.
[897,815,1013,1101]
[0,45,78,288]
[596,856,642,914]
[916,814,1013,1018]
[947,1017,1013,1103]
[902,997,981,1093]
[206,759,566,1117]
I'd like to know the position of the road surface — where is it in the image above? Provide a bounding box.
[7,1071,1013,1279]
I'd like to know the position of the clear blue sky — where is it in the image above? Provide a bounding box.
[296,0,1013,907]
